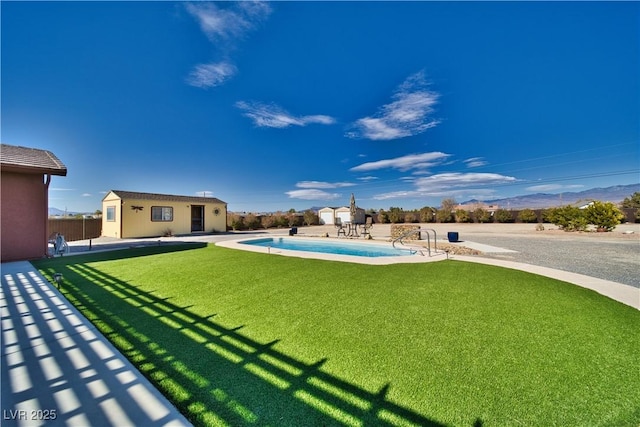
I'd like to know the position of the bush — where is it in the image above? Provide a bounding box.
[517,208,538,223]
[388,208,404,224]
[621,192,640,208]
[474,208,492,223]
[244,213,260,230]
[495,209,514,223]
[377,210,389,224]
[404,212,417,223]
[228,213,244,231]
[545,206,588,231]
[455,209,471,223]
[419,207,436,223]
[261,215,275,229]
[436,209,454,223]
[584,201,625,232]
[303,210,318,226]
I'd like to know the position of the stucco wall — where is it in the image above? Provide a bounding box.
[102,193,227,238]
[102,194,122,238]
[1,172,47,261]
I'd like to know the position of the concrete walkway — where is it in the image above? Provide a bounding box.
[1,261,192,427]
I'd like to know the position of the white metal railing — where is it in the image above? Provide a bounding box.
[392,228,442,257]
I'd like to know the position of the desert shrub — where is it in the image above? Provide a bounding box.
[495,209,514,223]
[420,207,436,223]
[228,213,244,231]
[261,215,275,229]
[286,212,301,227]
[545,206,588,231]
[517,208,538,223]
[404,212,417,223]
[436,209,454,223]
[388,208,404,224]
[303,210,318,226]
[377,210,389,224]
[272,212,289,228]
[584,201,625,232]
[474,208,492,223]
[455,209,471,223]
[621,192,640,208]
[244,213,260,230]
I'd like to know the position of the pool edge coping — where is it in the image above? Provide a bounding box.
[215,235,448,265]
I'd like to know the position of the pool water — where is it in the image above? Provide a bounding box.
[240,237,414,257]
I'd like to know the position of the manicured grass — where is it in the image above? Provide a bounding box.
[34,244,640,426]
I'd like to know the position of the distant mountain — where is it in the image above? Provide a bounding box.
[460,184,640,209]
[49,207,93,216]
[49,207,69,216]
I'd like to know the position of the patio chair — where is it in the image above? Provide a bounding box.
[361,217,373,237]
[335,218,346,237]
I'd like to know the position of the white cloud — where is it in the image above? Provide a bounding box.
[286,189,341,200]
[373,188,498,201]
[350,152,451,172]
[464,157,488,168]
[357,176,379,182]
[185,1,271,42]
[296,181,354,189]
[371,173,516,200]
[185,1,271,88]
[414,172,517,192]
[186,61,237,89]
[347,71,440,140]
[236,101,336,128]
[526,184,584,192]
[81,193,92,197]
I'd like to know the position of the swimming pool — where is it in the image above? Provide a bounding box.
[240,237,414,257]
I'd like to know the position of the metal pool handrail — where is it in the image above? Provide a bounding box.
[392,228,439,256]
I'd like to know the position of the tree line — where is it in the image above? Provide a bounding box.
[227,192,640,232]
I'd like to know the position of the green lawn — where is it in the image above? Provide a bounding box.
[34,243,640,427]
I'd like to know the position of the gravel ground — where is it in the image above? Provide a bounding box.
[461,234,640,288]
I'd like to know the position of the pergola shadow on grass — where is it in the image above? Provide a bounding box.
[36,246,447,426]
[34,245,640,426]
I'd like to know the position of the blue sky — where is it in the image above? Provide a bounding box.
[2,1,638,213]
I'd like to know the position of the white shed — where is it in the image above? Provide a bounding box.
[318,207,338,225]
[335,206,365,224]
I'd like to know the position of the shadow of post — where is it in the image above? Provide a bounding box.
[36,259,447,427]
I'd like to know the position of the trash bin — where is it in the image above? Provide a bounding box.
[289,227,298,236]
[447,232,459,242]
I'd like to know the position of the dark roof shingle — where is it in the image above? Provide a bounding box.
[107,190,226,205]
[1,144,67,175]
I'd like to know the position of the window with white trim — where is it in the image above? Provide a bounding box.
[106,206,116,222]
[151,206,173,222]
